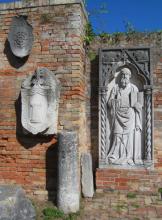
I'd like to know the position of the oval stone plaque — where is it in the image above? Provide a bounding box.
[8,16,34,58]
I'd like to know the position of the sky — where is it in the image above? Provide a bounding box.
[0,0,16,2]
[0,0,162,33]
[86,0,162,33]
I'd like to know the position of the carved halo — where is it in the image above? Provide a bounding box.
[116,62,147,85]
[106,61,147,90]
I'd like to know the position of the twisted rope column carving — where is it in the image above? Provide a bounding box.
[100,87,107,160]
[145,88,152,161]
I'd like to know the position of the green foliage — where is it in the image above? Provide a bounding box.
[131,203,140,208]
[99,32,110,38]
[64,212,80,220]
[40,14,52,24]
[84,22,95,45]
[88,50,97,61]
[43,207,64,219]
[23,0,33,3]
[98,32,111,41]
[115,203,127,213]
[157,30,162,35]
[158,188,162,193]
[127,192,136,199]
[113,32,125,42]
[42,207,81,220]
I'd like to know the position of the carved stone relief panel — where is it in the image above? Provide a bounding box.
[8,16,34,58]
[21,67,60,135]
[99,48,153,168]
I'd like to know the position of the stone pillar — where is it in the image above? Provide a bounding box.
[144,86,153,161]
[57,131,79,214]
[99,86,108,162]
[81,153,94,198]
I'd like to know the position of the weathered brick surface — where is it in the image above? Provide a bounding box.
[1,0,162,199]
[0,0,88,200]
[89,37,162,193]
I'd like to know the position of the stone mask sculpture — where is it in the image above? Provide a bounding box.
[8,16,34,58]
[21,68,60,135]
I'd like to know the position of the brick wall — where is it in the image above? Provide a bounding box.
[1,0,162,199]
[88,36,162,194]
[0,0,88,200]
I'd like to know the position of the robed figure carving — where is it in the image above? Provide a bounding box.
[107,67,144,166]
[21,67,60,135]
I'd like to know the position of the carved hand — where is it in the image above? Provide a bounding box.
[134,102,142,111]
[136,126,141,131]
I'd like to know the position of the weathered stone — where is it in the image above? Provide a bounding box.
[57,131,79,214]
[0,185,36,220]
[21,67,60,135]
[8,16,34,58]
[99,48,153,168]
[81,153,94,198]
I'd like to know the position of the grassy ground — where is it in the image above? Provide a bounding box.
[32,191,162,220]
[32,200,81,220]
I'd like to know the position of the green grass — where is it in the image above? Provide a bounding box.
[43,207,64,219]
[127,192,136,199]
[42,207,80,220]
[115,203,128,213]
[64,212,80,220]
[130,203,140,208]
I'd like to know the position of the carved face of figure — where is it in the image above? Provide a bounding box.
[120,68,131,88]
[29,70,49,128]
[29,93,48,124]
[21,67,60,135]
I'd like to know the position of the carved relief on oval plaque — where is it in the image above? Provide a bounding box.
[99,48,153,169]
[8,16,34,58]
[21,67,60,135]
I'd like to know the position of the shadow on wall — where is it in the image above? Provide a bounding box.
[3,39,29,68]
[90,55,99,171]
[46,143,58,203]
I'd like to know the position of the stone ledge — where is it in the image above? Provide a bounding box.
[0,0,88,20]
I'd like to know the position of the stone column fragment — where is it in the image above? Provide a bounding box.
[57,131,79,214]
[81,153,94,198]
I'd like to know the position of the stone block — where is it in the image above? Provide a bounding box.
[81,153,94,198]
[0,185,36,220]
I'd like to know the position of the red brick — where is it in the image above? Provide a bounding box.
[0,2,87,200]
[115,178,129,183]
